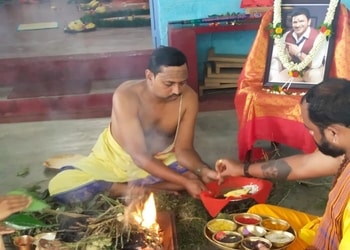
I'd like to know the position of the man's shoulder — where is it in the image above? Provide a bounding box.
[182,85,199,103]
[114,80,145,95]
[112,80,145,108]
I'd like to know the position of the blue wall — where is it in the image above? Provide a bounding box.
[150,0,245,46]
[196,31,257,82]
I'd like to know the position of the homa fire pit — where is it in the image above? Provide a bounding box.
[4,193,178,250]
[154,211,178,250]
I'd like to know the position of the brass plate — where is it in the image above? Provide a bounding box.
[204,214,296,250]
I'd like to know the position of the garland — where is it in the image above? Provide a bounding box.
[268,0,339,77]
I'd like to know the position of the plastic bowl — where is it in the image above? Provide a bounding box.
[206,218,237,234]
[265,230,295,248]
[241,236,272,250]
[261,217,290,231]
[212,231,243,248]
[237,224,267,237]
[233,213,262,226]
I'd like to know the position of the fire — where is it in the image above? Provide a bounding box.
[132,192,159,232]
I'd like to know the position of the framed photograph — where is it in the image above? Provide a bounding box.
[263,0,340,88]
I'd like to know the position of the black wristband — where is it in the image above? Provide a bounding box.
[243,161,253,177]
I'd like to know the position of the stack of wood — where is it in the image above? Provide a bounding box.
[200,47,246,96]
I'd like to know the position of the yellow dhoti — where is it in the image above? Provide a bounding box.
[48,126,181,202]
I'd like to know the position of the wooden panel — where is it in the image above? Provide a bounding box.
[200,47,245,95]
[207,47,247,64]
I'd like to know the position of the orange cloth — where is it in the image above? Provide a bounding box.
[235,5,350,161]
[248,204,318,250]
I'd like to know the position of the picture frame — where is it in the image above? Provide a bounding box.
[263,0,340,88]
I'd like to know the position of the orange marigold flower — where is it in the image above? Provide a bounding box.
[288,71,300,77]
[292,71,299,77]
[320,26,327,33]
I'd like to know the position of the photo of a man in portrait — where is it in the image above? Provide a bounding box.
[268,7,328,84]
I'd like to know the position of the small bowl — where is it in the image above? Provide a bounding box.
[34,232,56,243]
[212,231,243,248]
[237,225,267,237]
[265,230,295,248]
[206,218,237,234]
[233,213,262,226]
[261,217,290,231]
[13,235,35,250]
[241,236,272,250]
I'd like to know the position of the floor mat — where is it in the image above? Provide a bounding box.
[17,22,58,31]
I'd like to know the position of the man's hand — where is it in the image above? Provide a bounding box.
[285,42,300,57]
[0,225,15,236]
[215,158,244,182]
[184,179,207,199]
[0,195,31,221]
[200,167,219,183]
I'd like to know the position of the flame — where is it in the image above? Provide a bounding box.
[133,192,159,232]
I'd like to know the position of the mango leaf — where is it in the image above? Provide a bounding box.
[4,213,48,230]
[7,189,50,212]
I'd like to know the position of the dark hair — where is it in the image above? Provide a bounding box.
[291,8,311,20]
[301,78,350,129]
[147,46,187,76]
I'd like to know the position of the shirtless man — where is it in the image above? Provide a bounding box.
[48,46,218,204]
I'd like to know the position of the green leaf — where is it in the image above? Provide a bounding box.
[7,189,50,212]
[16,167,29,177]
[4,213,48,230]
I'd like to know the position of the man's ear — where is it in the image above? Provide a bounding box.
[145,69,153,81]
[325,125,342,143]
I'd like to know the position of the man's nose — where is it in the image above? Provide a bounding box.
[171,84,181,95]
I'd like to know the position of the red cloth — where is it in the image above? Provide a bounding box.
[234,5,350,161]
[200,176,272,217]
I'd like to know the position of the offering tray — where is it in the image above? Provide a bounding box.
[204,214,296,250]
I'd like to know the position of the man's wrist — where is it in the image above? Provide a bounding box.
[195,165,208,177]
[243,161,253,177]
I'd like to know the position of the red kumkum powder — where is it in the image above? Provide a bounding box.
[236,216,260,225]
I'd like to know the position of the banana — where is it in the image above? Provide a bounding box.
[223,187,251,198]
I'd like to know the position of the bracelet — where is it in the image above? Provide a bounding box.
[243,161,253,177]
[195,165,206,177]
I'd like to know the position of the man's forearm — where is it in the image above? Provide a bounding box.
[176,148,209,175]
[245,152,340,180]
[133,154,189,186]
[245,159,291,180]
